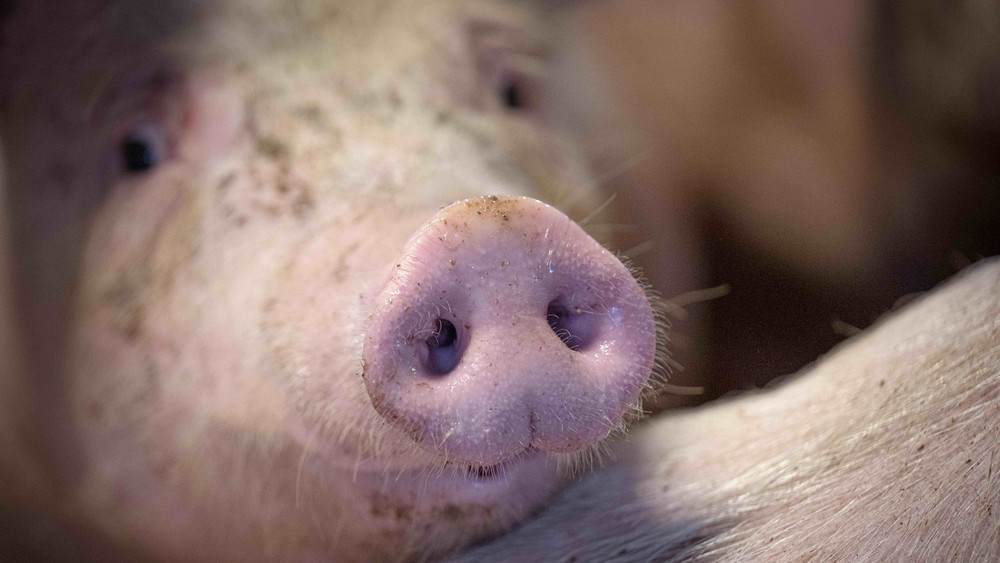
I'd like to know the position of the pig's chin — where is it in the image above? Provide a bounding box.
[409,450,552,496]
[361,449,561,519]
[455,450,535,481]
[336,430,559,503]
[442,449,544,486]
[287,412,560,515]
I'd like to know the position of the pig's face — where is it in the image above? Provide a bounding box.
[0,0,658,560]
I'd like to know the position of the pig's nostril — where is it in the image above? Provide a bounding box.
[546,300,599,352]
[422,318,461,375]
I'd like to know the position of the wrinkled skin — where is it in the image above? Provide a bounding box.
[0,1,660,560]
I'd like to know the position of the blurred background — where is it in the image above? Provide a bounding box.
[547,0,1000,409]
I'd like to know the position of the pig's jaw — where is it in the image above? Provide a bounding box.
[348,447,557,502]
[273,421,563,560]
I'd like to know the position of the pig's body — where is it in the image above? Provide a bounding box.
[0,1,659,560]
[458,259,1000,561]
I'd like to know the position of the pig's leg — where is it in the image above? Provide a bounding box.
[454,259,1000,561]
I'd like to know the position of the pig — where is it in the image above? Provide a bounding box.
[3,1,999,562]
[0,0,663,560]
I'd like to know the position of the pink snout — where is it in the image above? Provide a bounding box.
[362,196,656,466]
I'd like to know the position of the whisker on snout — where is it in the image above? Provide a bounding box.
[658,284,732,321]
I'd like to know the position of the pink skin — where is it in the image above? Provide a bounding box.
[0,1,657,560]
[364,196,656,467]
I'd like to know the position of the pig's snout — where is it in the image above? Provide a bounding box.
[363,196,656,466]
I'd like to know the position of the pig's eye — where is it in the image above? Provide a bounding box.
[498,75,526,110]
[120,126,166,174]
[121,137,157,172]
[469,19,546,115]
[492,66,543,114]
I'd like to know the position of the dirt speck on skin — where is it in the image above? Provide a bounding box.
[455,196,530,227]
[104,269,150,340]
[442,504,462,521]
[433,501,497,524]
[255,135,290,161]
[332,242,360,283]
[370,493,414,523]
[99,189,203,341]
[297,103,326,126]
[261,298,277,314]
[292,188,315,219]
[216,172,237,195]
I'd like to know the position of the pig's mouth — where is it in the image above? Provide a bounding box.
[468,463,503,480]
[348,449,556,510]
[445,449,539,483]
[463,449,539,481]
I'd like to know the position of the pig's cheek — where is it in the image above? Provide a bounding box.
[177,70,245,163]
[258,203,428,455]
[66,193,207,433]
[64,189,312,545]
[67,151,262,463]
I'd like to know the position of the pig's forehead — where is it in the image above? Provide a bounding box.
[0,0,560,115]
[4,0,551,56]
